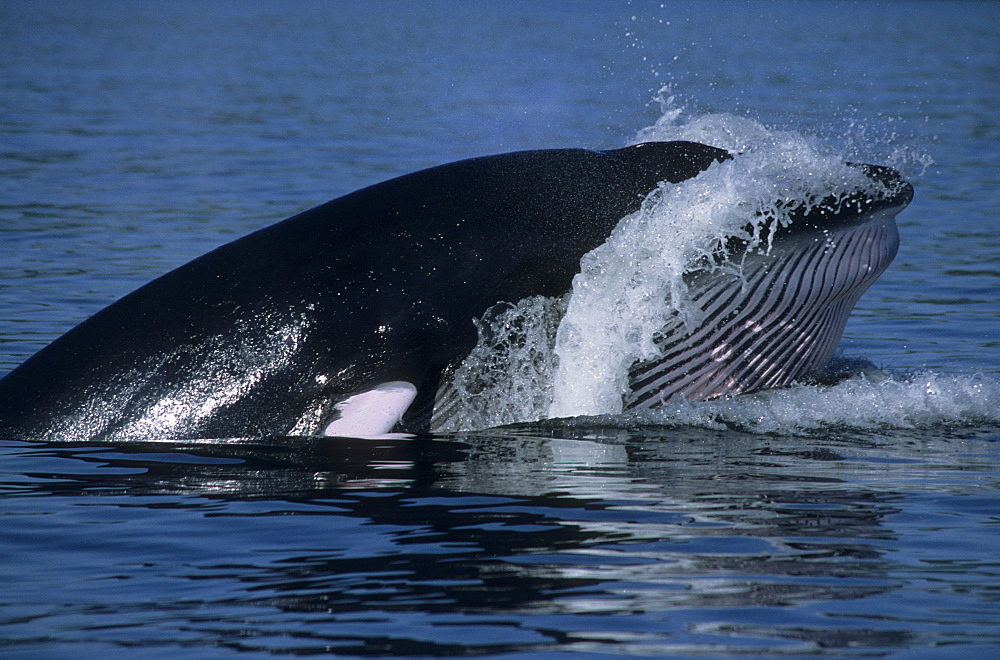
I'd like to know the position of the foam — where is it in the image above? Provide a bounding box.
[576,369,1000,436]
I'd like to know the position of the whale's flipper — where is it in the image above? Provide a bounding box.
[323,381,418,437]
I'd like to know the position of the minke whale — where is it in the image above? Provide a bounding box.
[0,141,912,441]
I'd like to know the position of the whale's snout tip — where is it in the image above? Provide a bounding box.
[859,163,914,207]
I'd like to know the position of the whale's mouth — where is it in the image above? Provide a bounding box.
[624,164,912,408]
[777,162,913,230]
[718,161,914,256]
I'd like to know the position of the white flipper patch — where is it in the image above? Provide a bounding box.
[323,381,418,437]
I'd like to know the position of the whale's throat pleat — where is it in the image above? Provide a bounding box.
[625,215,899,407]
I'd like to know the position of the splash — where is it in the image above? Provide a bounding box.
[548,101,879,418]
[440,97,978,435]
[436,296,566,432]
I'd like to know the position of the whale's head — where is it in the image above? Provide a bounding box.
[625,160,913,407]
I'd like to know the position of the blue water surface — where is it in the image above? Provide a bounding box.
[1,1,998,657]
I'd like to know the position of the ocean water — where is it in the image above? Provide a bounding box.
[2,1,999,657]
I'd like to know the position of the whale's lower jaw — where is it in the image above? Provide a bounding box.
[625,210,901,408]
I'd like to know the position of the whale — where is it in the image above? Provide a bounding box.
[0,141,912,442]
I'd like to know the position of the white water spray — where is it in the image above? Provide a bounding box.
[548,105,876,418]
[438,97,991,434]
